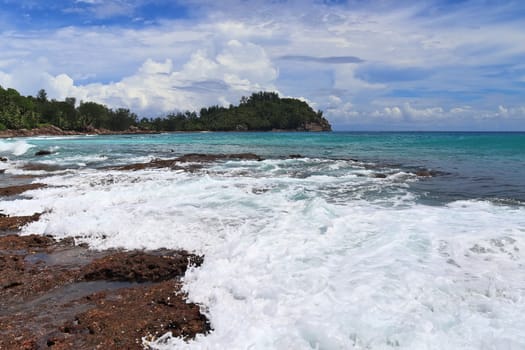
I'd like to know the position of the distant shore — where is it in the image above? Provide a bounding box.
[0,124,332,139]
[0,125,159,139]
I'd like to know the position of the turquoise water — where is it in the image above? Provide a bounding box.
[4,131,525,203]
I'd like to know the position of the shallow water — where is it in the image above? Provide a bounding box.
[1,132,525,349]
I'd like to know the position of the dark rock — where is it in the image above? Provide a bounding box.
[0,157,7,162]
[82,251,203,283]
[115,153,264,171]
[0,213,42,232]
[59,280,211,348]
[22,163,65,172]
[0,183,46,197]
[372,173,387,179]
[35,150,53,156]
[0,234,210,349]
[288,154,302,159]
[177,153,263,162]
[415,169,438,177]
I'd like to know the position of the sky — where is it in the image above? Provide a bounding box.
[1,0,525,131]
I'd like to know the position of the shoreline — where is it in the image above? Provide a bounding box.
[0,125,159,139]
[0,125,332,139]
[0,181,210,349]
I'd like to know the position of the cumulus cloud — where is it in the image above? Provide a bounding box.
[357,103,525,128]
[367,103,450,122]
[495,105,525,119]
[379,107,403,121]
[402,103,445,121]
[0,40,278,116]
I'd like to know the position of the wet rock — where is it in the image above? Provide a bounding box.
[372,173,387,179]
[0,183,46,197]
[115,153,264,171]
[0,234,209,349]
[0,233,54,250]
[288,154,302,159]
[21,163,67,172]
[415,169,432,177]
[177,153,263,162]
[414,169,450,177]
[35,150,53,156]
[117,159,167,171]
[57,281,210,349]
[0,213,42,232]
[82,251,203,283]
[0,157,7,162]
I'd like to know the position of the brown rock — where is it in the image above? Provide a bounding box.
[0,183,46,197]
[115,153,263,171]
[82,251,203,283]
[0,233,54,250]
[58,281,210,348]
[0,234,209,349]
[415,170,433,177]
[0,213,42,232]
[177,153,263,162]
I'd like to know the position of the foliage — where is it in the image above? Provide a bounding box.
[143,92,331,132]
[0,87,330,132]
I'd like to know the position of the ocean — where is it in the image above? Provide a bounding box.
[1,132,525,349]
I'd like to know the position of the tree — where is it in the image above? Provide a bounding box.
[37,89,48,103]
[65,97,76,107]
[107,108,137,131]
[77,101,108,130]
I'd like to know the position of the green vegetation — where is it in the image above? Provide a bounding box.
[0,87,331,132]
[0,87,138,131]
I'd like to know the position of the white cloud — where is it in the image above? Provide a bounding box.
[495,105,525,119]
[402,102,445,121]
[5,40,278,116]
[367,103,459,123]
[0,71,13,88]
[382,107,403,120]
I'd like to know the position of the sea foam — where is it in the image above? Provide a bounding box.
[1,159,524,349]
[0,140,34,156]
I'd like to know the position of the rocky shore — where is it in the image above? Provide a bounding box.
[0,123,331,139]
[0,125,157,139]
[0,184,210,349]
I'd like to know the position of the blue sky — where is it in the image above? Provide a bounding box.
[1,0,525,130]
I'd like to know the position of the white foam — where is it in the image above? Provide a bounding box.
[2,160,524,349]
[0,140,34,156]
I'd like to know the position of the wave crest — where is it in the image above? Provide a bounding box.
[0,140,34,156]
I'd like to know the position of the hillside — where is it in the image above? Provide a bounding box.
[0,87,331,133]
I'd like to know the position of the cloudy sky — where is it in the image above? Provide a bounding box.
[1,0,525,130]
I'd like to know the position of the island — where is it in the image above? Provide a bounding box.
[0,87,331,137]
